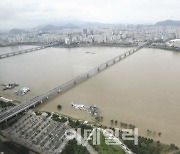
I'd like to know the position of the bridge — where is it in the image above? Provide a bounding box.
[0,43,58,59]
[0,42,149,124]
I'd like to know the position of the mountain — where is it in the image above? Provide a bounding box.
[6,21,113,32]
[33,21,109,32]
[33,23,78,32]
[0,30,8,34]
[37,25,60,31]
[9,28,26,34]
[63,23,79,28]
[156,20,180,26]
[6,21,122,33]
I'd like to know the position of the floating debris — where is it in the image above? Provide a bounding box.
[1,83,19,90]
[71,102,99,115]
[85,51,96,54]
[15,87,30,96]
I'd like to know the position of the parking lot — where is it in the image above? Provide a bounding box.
[2,110,70,154]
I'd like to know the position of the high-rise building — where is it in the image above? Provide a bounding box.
[83,29,88,36]
[90,30,94,35]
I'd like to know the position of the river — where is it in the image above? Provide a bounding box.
[0,46,180,146]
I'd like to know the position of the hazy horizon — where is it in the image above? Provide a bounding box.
[0,0,180,30]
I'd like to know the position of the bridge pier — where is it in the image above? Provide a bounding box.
[106,63,108,67]
[58,89,61,93]
[74,80,77,85]
[40,100,43,103]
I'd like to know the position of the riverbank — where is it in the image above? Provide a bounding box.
[1,42,180,52]
[0,42,42,47]
[34,110,180,154]
[55,43,137,48]
[0,42,137,48]
[148,45,180,52]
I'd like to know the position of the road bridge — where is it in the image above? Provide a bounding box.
[0,43,58,59]
[0,42,149,123]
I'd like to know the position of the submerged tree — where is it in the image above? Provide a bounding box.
[110,119,114,124]
[57,105,62,110]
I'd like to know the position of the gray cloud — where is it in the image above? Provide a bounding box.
[0,0,180,30]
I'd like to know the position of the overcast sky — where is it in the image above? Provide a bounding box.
[0,0,180,30]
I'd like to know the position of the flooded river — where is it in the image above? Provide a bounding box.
[0,46,180,146]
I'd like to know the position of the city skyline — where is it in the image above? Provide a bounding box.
[0,0,180,30]
[0,1,180,153]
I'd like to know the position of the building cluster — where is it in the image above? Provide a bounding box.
[0,25,180,46]
[166,39,180,47]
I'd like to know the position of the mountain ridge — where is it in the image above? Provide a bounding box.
[156,20,180,26]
